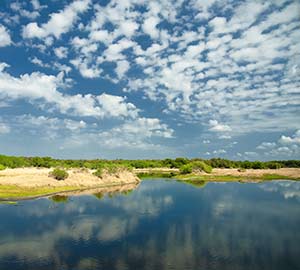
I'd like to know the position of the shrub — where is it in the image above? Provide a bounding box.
[180,164,193,174]
[252,161,265,169]
[49,168,68,180]
[266,162,282,169]
[0,164,6,170]
[191,161,212,173]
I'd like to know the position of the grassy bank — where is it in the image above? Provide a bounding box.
[0,185,81,200]
[175,173,300,181]
[138,172,300,181]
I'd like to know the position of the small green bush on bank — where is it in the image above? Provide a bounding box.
[191,161,212,173]
[180,161,212,174]
[49,168,68,180]
[180,164,193,174]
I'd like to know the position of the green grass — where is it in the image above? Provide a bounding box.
[138,171,300,182]
[175,173,300,182]
[137,171,178,178]
[260,174,300,180]
[0,184,81,199]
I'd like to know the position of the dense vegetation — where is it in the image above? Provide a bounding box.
[49,168,69,180]
[179,161,212,174]
[0,154,299,170]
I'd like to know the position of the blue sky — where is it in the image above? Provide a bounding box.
[0,0,299,160]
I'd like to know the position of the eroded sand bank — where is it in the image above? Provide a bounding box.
[0,168,140,188]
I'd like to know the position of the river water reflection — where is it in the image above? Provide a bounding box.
[0,179,300,270]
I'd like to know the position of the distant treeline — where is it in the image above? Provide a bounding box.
[0,155,299,170]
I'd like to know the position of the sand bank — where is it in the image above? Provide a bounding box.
[0,167,140,188]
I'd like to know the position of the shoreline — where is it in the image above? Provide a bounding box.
[136,167,300,181]
[0,181,139,202]
[0,167,299,200]
[0,167,140,200]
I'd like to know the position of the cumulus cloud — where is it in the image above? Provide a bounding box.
[6,115,87,140]
[142,16,160,39]
[209,120,231,132]
[10,1,40,19]
[115,60,130,79]
[279,130,300,145]
[255,130,300,158]
[0,62,138,119]
[0,25,11,47]
[96,117,174,149]
[213,149,226,155]
[1,0,299,158]
[97,93,138,119]
[22,0,90,39]
[256,142,277,150]
[54,46,68,59]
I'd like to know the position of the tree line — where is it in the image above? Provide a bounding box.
[0,154,299,170]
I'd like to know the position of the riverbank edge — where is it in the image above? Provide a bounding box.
[0,181,139,201]
[136,168,300,182]
[1,167,299,200]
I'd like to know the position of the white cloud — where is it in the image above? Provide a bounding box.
[279,130,300,145]
[97,93,139,119]
[219,135,231,139]
[209,120,231,132]
[115,60,130,79]
[142,16,160,39]
[256,142,276,150]
[124,1,300,135]
[244,151,258,157]
[30,57,50,68]
[119,21,139,38]
[0,63,138,119]
[10,1,41,19]
[0,25,11,47]
[31,0,41,10]
[54,47,68,59]
[213,149,226,155]
[11,115,87,140]
[96,117,174,149]
[70,56,101,78]
[22,0,90,39]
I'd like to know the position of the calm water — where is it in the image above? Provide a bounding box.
[0,179,300,270]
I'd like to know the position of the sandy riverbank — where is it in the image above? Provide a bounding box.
[210,168,300,178]
[0,167,140,188]
[0,167,140,200]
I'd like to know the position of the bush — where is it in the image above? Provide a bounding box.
[266,162,282,169]
[180,164,193,174]
[49,168,68,180]
[191,161,212,173]
[0,164,6,170]
[252,161,265,169]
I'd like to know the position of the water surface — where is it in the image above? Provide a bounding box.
[0,179,300,270]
